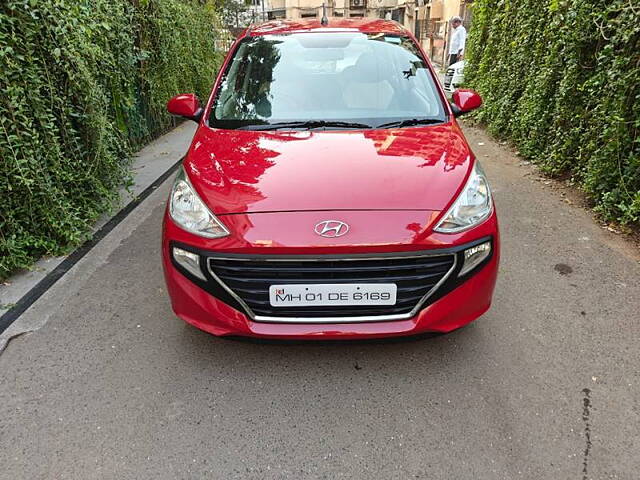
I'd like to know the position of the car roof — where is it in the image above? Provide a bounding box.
[245,18,409,37]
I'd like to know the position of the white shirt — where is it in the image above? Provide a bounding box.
[449,25,467,55]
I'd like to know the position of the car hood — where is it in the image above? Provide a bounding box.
[184,122,473,215]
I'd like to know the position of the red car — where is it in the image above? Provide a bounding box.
[162,19,499,340]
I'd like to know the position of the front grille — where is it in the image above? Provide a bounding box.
[208,253,456,320]
[444,68,454,88]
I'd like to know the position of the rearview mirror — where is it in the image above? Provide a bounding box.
[451,89,482,117]
[167,94,203,122]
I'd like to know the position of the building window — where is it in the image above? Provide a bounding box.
[268,9,286,19]
[391,8,404,24]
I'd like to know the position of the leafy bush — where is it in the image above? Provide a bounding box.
[465,0,640,226]
[0,0,226,280]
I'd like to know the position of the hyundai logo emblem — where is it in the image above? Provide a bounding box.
[314,220,350,238]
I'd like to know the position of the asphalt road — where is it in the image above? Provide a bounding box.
[1,125,638,480]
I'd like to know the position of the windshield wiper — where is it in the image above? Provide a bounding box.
[375,118,443,129]
[239,120,372,131]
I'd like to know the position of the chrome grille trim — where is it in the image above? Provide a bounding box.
[206,252,458,324]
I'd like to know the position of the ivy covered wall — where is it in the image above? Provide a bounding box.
[465,0,639,226]
[0,0,226,280]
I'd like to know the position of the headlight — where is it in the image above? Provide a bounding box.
[455,67,464,74]
[169,167,230,238]
[434,161,492,233]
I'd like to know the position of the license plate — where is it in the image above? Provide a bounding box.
[269,284,397,307]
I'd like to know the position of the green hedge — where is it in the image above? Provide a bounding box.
[0,0,226,281]
[465,0,640,226]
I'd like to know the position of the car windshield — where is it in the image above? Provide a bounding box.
[210,32,446,129]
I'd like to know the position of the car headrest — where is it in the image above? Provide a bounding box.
[344,51,385,82]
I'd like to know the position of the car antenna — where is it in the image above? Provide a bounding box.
[321,2,329,25]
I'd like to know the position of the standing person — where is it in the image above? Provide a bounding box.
[448,16,467,66]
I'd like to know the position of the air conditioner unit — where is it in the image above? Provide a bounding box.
[351,0,365,7]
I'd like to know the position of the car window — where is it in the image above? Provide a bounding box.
[211,32,446,129]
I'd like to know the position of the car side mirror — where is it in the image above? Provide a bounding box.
[451,89,482,117]
[167,94,203,122]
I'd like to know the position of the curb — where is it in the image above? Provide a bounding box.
[0,158,183,336]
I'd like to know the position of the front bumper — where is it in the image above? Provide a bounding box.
[162,212,500,340]
[444,69,464,93]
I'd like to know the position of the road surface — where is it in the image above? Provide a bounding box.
[1,124,638,479]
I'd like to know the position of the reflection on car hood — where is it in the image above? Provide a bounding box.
[184,122,473,214]
[449,60,465,71]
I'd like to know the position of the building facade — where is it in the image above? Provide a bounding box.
[414,0,473,66]
[256,0,473,67]
[265,0,417,32]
